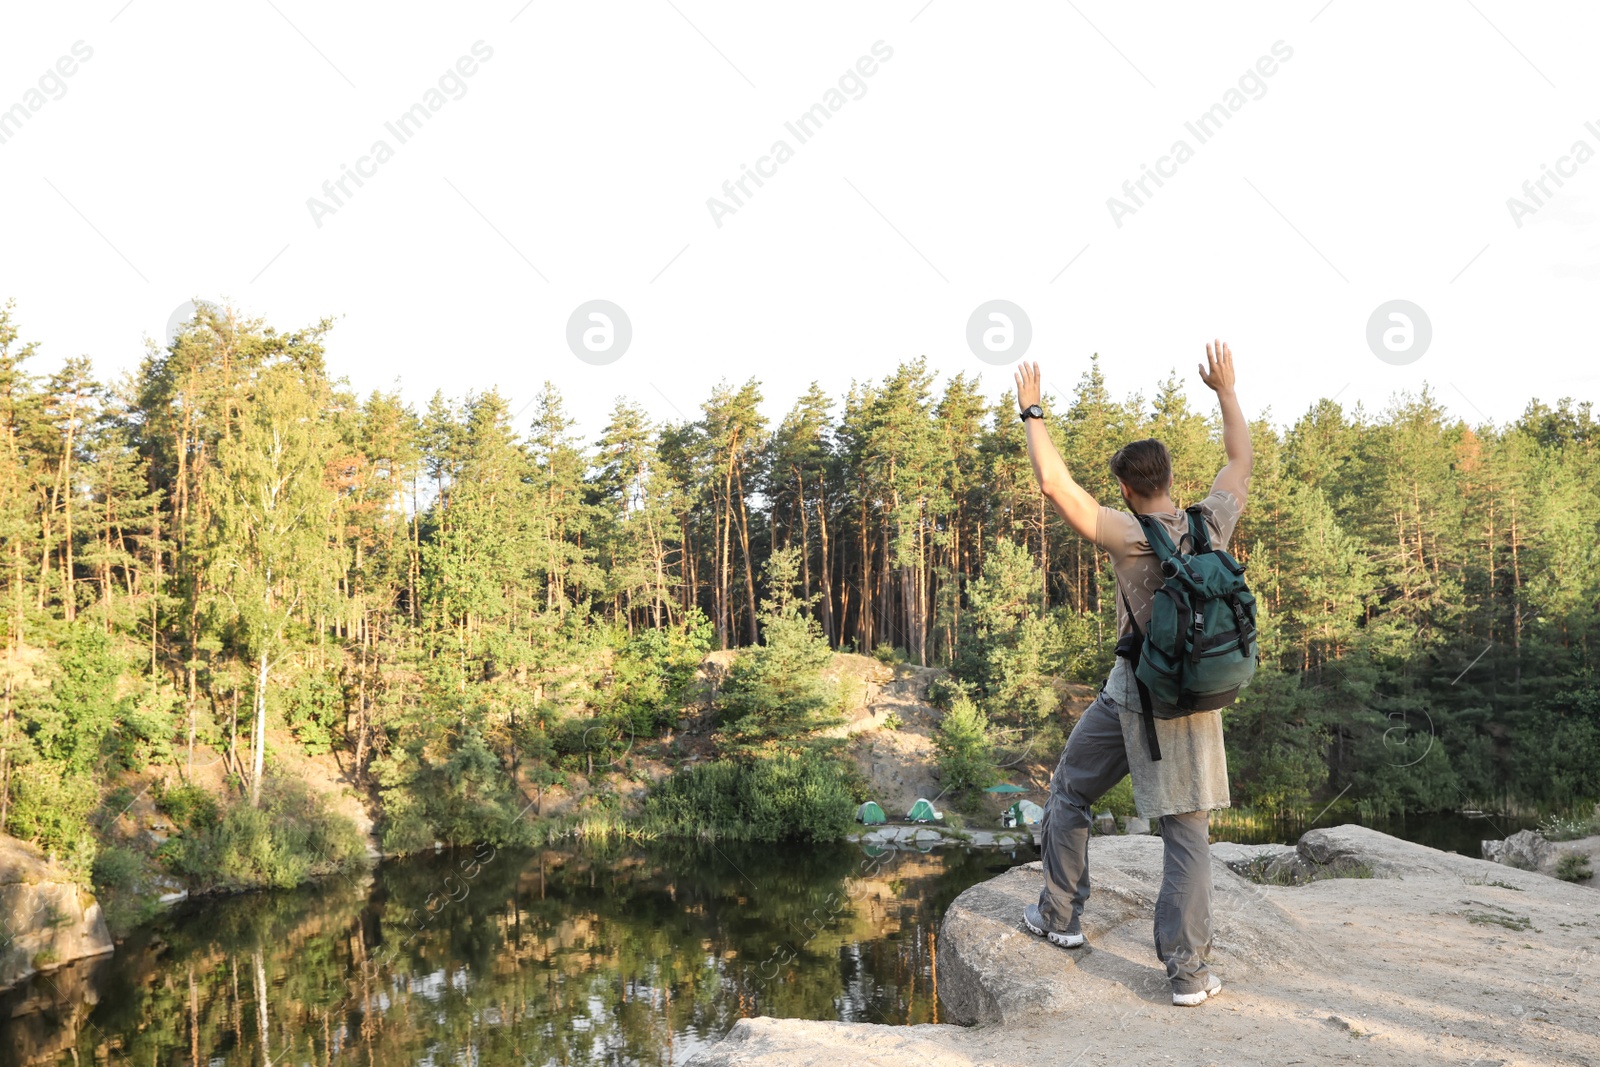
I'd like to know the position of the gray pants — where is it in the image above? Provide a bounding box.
[1035,693,1215,995]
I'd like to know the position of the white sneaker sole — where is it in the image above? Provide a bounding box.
[1021,913,1085,948]
[1172,978,1222,1007]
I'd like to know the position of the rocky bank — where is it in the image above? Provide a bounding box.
[0,837,112,992]
[688,825,1600,1066]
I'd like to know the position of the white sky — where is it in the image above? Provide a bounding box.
[1,0,1596,443]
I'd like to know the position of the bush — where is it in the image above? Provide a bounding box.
[162,777,365,890]
[1098,775,1137,819]
[155,782,220,829]
[933,696,998,801]
[1556,853,1593,882]
[645,752,856,842]
[283,670,343,756]
[90,845,143,892]
[374,728,539,855]
[5,762,98,874]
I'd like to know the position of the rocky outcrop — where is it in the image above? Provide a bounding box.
[688,826,1600,1066]
[933,835,1323,1026]
[0,836,113,991]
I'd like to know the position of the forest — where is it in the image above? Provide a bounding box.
[0,298,1595,896]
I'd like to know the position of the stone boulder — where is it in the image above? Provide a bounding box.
[935,835,1324,1026]
[0,835,114,991]
[1296,823,1488,880]
[1481,829,1555,872]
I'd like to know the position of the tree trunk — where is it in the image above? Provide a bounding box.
[251,648,268,807]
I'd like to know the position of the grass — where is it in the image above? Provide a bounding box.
[1537,807,1600,843]
[1465,911,1534,931]
[1462,901,1536,931]
[1463,875,1525,891]
[1238,853,1374,886]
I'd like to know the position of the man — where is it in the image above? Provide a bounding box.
[1013,340,1252,1008]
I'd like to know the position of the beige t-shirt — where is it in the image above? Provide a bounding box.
[1093,488,1244,819]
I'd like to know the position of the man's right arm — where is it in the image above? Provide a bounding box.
[1015,360,1102,542]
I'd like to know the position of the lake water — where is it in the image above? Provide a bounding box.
[0,811,1539,1066]
[0,839,1037,1067]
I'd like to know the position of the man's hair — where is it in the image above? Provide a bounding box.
[1108,438,1172,497]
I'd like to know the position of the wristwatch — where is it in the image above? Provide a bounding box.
[1019,404,1044,423]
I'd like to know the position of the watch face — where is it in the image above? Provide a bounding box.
[1025,405,1043,417]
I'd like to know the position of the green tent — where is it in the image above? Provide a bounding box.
[1006,799,1045,827]
[856,800,887,825]
[906,797,942,822]
[984,784,1028,794]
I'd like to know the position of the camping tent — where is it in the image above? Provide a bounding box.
[1004,799,1045,827]
[906,797,942,822]
[984,783,1028,794]
[856,801,887,825]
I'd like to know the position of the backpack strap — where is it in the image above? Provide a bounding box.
[1117,585,1163,763]
[1132,512,1182,564]
[1184,503,1214,554]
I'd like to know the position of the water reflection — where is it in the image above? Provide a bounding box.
[0,840,1036,1066]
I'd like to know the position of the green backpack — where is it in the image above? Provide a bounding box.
[1115,504,1258,762]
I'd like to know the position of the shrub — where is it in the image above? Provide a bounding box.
[1556,853,1593,882]
[283,670,343,756]
[1537,812,1594,843]
[933,696,998,800]
[1098,775,1137,818]
[91,845,142,892]
[5,762,98,875]
[162,777,365,890]
[155,782,219,829]
[645,751,855,842]
[374,728,539,855]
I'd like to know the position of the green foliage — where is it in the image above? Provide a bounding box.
[1537,809,1598,842]
[948,539,1068,733]
[714,548,843,761]
[90,844,142,891]
[161,777,364,890]
[155,782,219,828]
[644,752,856,842]
[282,670,343,756]
[374,728,538,855]
[1556,853,1593,882]
[29,625,122,774]
[1,297,1599,905]
[4,762,98,874]
[1097,775,1137,818]
[1513,683,1600,811]
[933,695,997,801]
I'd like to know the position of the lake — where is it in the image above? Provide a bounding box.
[0,838,1036,1067]
[0,810,1537,1066]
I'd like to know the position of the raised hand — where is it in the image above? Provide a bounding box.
[1014,360,1042,412]
[1198,340,1235,395]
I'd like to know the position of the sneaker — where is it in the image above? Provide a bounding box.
[1022,904,1085,948]
[1171,974,1222,1007]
